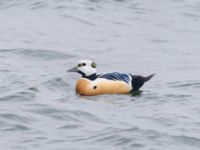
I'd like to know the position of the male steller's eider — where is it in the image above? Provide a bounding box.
[68,60,155,96]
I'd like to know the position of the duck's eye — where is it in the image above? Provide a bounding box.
[78,64,82,67]
[82,63,86,66]
[91,62,96,68]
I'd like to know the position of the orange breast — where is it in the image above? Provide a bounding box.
[76,78,132,96]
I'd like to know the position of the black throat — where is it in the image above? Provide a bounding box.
[82,73,97,81]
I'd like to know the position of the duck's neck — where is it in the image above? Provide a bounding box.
[82,73,97,80]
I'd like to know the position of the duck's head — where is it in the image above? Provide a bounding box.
[68,59,97,77]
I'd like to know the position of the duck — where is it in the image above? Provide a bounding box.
[68,59,155,96]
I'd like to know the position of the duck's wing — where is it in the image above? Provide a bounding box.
[98,72,131,84]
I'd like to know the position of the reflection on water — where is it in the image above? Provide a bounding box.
[0,0,200,150]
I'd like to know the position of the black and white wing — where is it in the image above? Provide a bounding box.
[98,72,131,84]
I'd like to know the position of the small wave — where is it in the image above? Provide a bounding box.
[64,127,163,149]
[0,91,35,102]
[29,1,47,10]
[27,104,107,125]
[42,77,69,92]
[58,124,81,130]
[70,110,108,124]
[165,93,192,99]
[2,124,31,132]
[61,14,97,27]
[28,87,40,93]
[168,81,200,88]
[183,12,200,20]
[0,113,36,125]
[172,135,200,147]
[0,0,48,9]
[0,49,74,60]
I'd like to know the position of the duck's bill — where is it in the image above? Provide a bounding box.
[68,67,78,72]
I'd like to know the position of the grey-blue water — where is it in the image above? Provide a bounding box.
[0,0,200,150]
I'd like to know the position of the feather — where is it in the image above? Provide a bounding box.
[98,72,131,84]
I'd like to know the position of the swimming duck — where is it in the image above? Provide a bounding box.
[68,59,155,96]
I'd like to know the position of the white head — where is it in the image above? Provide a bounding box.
[68,59,97,77]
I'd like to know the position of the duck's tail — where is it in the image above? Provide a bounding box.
[131,74,155,91]
[144,73,155,82]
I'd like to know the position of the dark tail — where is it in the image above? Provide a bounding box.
[131,74,155,91]
[144,73,155,82]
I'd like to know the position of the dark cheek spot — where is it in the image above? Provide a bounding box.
[93,86,97,90]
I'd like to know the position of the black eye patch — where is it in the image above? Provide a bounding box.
[78,64,82,67]
[82,63,86,66]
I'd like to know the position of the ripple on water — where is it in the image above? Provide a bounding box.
[43,77,69,92]
[169,81,200,88]
[0,91,35,102]
[0,113,35,123]
[29,1,47,10]
[25,103,107,126]
[172,135,200,148]
[64,127,167,149]
[0,113,34,132]
[0,49,75,61]
[2,124,31,132]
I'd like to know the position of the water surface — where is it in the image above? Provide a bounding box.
[0,0,200,150]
